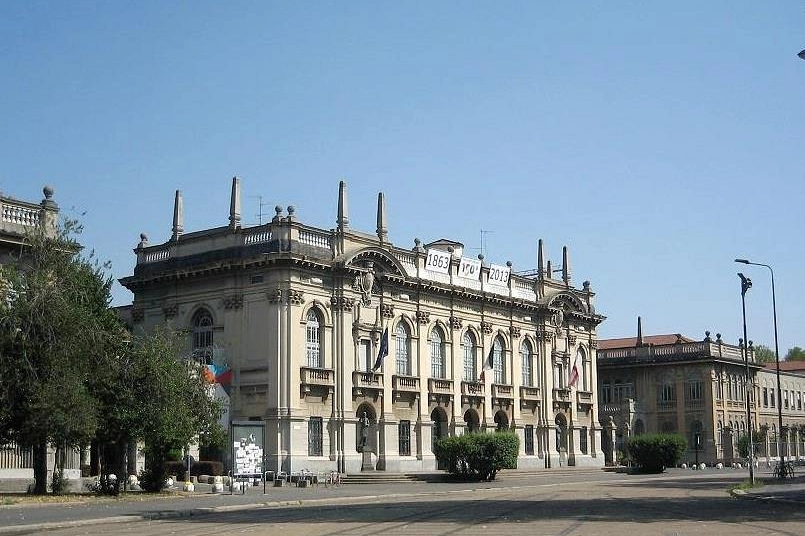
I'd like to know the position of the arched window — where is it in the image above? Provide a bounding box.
[463,332,476,381]
[395,322,411,376]
[492,337,505,384]
[520,340,533,387]
[192,308,214,364]
[430,327,446,379]
[306,309,323,368]
[576,347,586,390]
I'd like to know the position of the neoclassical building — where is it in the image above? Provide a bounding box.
[121,178,606,474]
[598,318,805,466]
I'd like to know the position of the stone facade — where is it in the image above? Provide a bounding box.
[598,323,805,466]
[121,178,606,474]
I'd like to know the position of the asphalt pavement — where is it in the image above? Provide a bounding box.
[1,467,803,535]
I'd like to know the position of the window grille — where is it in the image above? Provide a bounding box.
[524,425,534,455]
[399,420,411,456]
[308,417,323,456]
[192,309,214,364]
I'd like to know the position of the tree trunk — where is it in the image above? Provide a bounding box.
[32,441,48,495]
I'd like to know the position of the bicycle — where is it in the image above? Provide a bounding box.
[324,470,342,488]
[773,460,795,480]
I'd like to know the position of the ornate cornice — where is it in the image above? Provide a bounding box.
[162,303,178,318]
[224,294,243,309]
[481,321,493,335]
[330,296,355,312]
[381,304,394,319]
[268,288,283,303]
[509,326,521,338]
[416,311,430,325]
[288,289,305,305]
[449,316,463,330]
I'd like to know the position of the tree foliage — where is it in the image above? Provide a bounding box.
[433,432,519,481]
[785,347,805,361]
[0,220,122,493]
[0,221,222,494]
[753,344,776,364]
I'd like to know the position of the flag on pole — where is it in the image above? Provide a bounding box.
[372,327,389,372]
[569,353,580,389]
[479,345,494,382]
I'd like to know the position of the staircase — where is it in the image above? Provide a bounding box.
[341,472,437,485]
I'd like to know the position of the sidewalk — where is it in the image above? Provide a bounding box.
[731,473,805,505]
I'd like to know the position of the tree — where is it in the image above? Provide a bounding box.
[434,432,519,481]
[0,221,123,494]
[124,328,223,492]
[785,347,805,361]
[626,433,686,473]
[753,344,776,364]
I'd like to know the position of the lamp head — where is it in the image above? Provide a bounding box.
[738,272,752,295]
[799,50,805,60]
[734,258,749,264]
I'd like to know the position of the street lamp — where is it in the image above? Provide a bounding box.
[738,272,754,485]
[736,258,785,470]
[799,50,805,60]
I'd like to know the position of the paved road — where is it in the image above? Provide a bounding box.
[2,469,804,536]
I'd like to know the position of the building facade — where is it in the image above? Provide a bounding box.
[598,319,805,466]
[121,178,606,474]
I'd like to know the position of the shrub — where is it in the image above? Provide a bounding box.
[434,432,519,481]
[163,461,187,480]
[626,433,686,473]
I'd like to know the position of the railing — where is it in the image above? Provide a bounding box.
[2,204,40,227]
[492,384,514,398]
[394,251,418,276]
[300,367,335,387]
[393,375,420,392]
[576,390,593,404]
[428,378,453,394]
[244,229,272,245]
[553,388,571,402]
[352,370,383,389]
[519,386,540,400]
[461,381,485,397]
[657,400,676,411]
[143,248,171,263]
[298,229,331,249]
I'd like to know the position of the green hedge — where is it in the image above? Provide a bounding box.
[434,432,519,481]
[626,433,686,473]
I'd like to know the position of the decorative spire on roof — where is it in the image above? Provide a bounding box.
[376,192,388,244]
[229,176,241,229]
[637,316,644,346]
[172,190,183,241]
[537,238,545,280]
[337,180,349,230]
[562,245,571,286]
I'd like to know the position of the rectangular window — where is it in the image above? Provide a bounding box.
[771,388,775,408]
[785,391,790,409]
[685,380,702,403]
[250,274,264,284]
[398,420,411,456]
[763,387,769,407]
[580,426,588,454]
[798,392,802,411]
[360,340,372,372]
[308,417,323,456]
[524,425,534,455]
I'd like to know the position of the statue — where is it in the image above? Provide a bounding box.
[357,412,370,452]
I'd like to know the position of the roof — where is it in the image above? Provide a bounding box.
[764,361,805,374]
[598,334,698,350]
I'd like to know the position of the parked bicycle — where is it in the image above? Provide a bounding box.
[773,460,795,480]
[324,470,342,488]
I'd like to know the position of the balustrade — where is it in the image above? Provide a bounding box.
[300,367,335,387]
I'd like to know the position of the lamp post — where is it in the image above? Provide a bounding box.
[735,258,785,470]
[738,272,754,485]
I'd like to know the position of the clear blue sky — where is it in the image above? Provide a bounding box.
[2,2,803,353]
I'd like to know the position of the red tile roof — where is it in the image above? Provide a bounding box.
[763,361,805,373]
[598,334,697,350]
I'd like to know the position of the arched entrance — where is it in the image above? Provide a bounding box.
[431,407,449,469]
[355,403,377,454]
[494,410,509,432]
[555,414,568,464]
[464,408,480,434]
